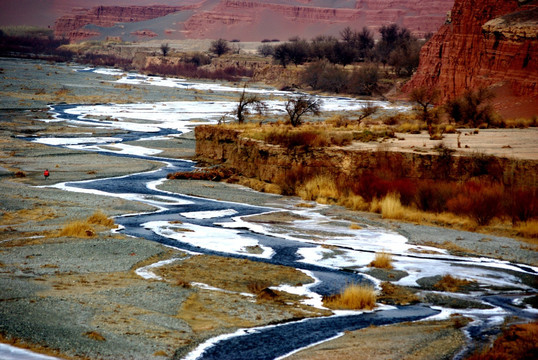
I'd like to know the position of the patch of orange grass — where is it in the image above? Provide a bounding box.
[369,251,393,269]
[434,274,475,292]
[339,194,369,211]
[467,322,538,360]
[515,220,538,243]
[297,175,339,204]
[87,210,116,228]
[323,283,376,310]
[58,220,95,238]
[84,331,106,341]
[371,194,477,230]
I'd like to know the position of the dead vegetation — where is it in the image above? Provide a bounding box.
[434,275,476,292]
[378,282,419,305]
[323,283,376,310]
[466,321,538,360]
[56,211,116,238]
[369,251,393,269]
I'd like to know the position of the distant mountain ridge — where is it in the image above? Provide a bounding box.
[52,0,454,42]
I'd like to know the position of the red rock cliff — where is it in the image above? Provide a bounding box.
[54,5,197,41]
[54,0,453,42]
[403,0,538,117]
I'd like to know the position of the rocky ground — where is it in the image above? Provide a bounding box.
[0,57,536,360]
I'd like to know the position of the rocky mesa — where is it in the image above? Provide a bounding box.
[403,0,538,117]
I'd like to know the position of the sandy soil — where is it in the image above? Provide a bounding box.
[0,57,536,360]
[350,128,538,160]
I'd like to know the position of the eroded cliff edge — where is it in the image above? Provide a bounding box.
[195,125,538,188]
[403,0,538,117]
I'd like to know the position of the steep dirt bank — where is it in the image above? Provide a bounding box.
[195,125,538,188]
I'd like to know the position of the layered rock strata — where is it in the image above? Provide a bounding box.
[54,0,454,42]
[54,5,198,41]
[403,0,538,112]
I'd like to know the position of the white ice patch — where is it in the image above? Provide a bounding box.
[143,221,274,259]
[74,143,163,156]
[180,209,238,219]
[191,282,255,298]
[33,136,119,146]
[135,258,180,280]
[271,269,325,309]
[424,306,508,322]
[0,344,61,360]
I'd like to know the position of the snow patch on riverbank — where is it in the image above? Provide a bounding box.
[143,220,274,259]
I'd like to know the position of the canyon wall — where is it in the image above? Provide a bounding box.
[54,5,198,41]
[53,0,453,42]
[195,126,538,188]
[403,0,538,116]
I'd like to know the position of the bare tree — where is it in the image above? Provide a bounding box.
[160,43,170,57]
[236,87,266,124]
[285,95,321,127]
[409,86,440,135]
[209,38,230,57]
[357,102,379,124]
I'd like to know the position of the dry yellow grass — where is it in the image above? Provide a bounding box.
[339,194,369,211]
[378,282,419,305]
[57,211,116,238]
[323,283,376,310]
[83,331,106,341]
[58,220,96,238]
[376,193,406,219]
[515,220,538,242]
[434,275,475,292]
[349,223,362,230]
[369,251,393,269]
[87,210,116,228]
[297,175,339,204]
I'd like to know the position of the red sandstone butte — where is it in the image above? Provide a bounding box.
[403,0,538,117]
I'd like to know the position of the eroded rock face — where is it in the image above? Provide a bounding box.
[403,0,538,115]
[53,0,454,42]
[194,126,538,188]
[53,5,197,41]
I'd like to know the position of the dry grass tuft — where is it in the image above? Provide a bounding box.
[376,193,406,219]
[378,282,419,305]
[515,220,538,243]
[176,279,191,288]
[340,194,369,211]
[84,331,106,341]
[323,283,376,310]
[369,251,393,269]
[87,210,115,228]
[297,175,339,204]
[466,322,538,360]
[349,223,362,230]
[434,274,475,292]
[153,350,169,357]
[59,220,96,238]
[57,211,116,238]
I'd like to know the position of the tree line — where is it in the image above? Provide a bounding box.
[257,24,427,76]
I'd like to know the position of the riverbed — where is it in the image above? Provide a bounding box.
[0,57,536,360]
